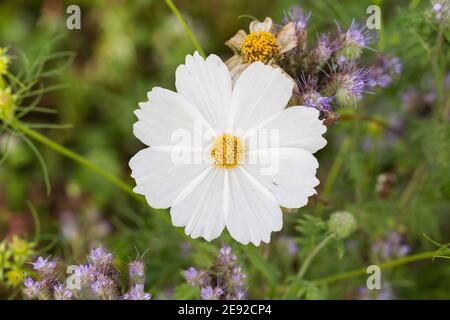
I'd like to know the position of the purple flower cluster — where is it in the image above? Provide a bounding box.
[23,247,152,300]
[184,245,246,300]
[280,7,386,125]
[369,54,402,88]
[372,232,410,261]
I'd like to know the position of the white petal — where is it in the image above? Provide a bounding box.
[175,52,232,132]
[225,168,282,246]
[170,168,226,241]
[249,106,327,153]
[243,147,320,209]
[230,62,293,131]
[134,87,214,147]
[129,148,209,209]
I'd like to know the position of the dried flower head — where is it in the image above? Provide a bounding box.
[225,17,297,79]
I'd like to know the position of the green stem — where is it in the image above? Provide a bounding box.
[164,0,206,58]
[10,119,142,203]
[313,251,436,285]
[297,234,335,279]
[316,137,351,216]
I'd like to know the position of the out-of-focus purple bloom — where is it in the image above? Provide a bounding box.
[372,231,410,261]
[32,256,57,275]
[357,283,394,300]
[88,247,113,268]
[369,54,402,88]
[184,267,199,286]
[432,0,450,25]
[123,284,152,300]
[279,236,299,255]
[53,284,72,300]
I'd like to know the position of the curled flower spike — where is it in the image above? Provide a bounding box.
[225,17,297,80]
[295,75,333,112]
[325,61,373,107]
[334,20,377,62]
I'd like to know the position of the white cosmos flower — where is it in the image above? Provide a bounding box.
[129,52,327,246]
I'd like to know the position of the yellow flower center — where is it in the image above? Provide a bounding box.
[241,31,279,64]
[210,134,245,169]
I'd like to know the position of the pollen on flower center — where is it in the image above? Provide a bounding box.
[210,134,245,169]
[241,31,279,64]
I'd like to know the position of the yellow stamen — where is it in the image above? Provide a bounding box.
[211,134,245,169]
[241,31,279,64]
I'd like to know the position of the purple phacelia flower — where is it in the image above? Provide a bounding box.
[53,284,72,300]
[24,276,42,299]
[230,266,246,286]
[369,54,402,88]
[32,256,57,275]
[91,275,115,300]
[184,267,199,286]
[334,20,377,61]
[75,264,96,284]
[201,286,223,300]
[372,231,410,261]
[129,260,145,285]
[432,0,450,25]
[310,34,334,67]
[218,245,237,264]
[88,247,113,268]
[327,62,373,107]
[284,6,311,44]
[123,284,152,300]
